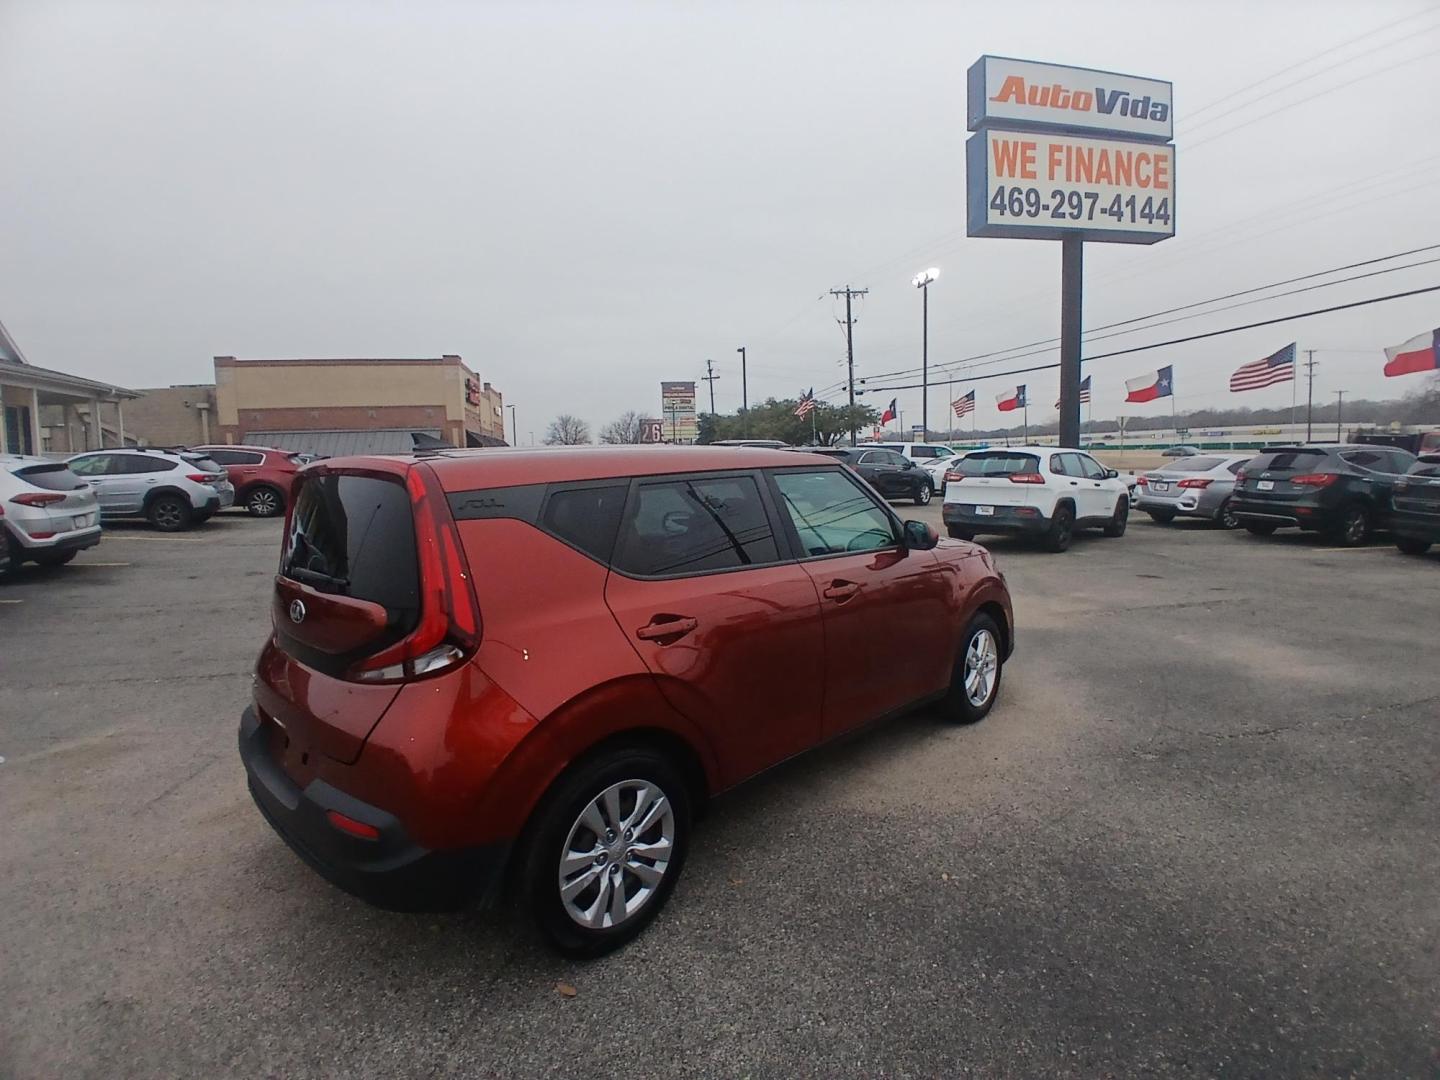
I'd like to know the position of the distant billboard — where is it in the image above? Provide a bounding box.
[968,56,1172,143]
[660,381,699,443]
[966,127,1174,244]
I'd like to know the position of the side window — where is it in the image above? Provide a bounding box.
[1049,454,1069,476]
[1341,450,1385,472]
[913,446,938,459]
[773,469,897,557]
[208,449,263,466]
[1385,451,1416,474]
[540,484,628,563]
[884,451,908,467]
[612,475,779,577]
[857,451,881,465]
[122,455,177,473]
[1228,460,1248,475]
[68,455,111,476]
[1059,453,1088,477]
[1077,454,1107,480]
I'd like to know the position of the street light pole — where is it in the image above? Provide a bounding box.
[912,268,939,441]
[1335,390,1346,442]
[507,404,517,447]
[737,346,748,435]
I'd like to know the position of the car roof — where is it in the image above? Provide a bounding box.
[193,443,282,452]
[967,445,1082,455]
[381,445,841,490]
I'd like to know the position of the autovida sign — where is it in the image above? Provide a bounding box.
[966,56,1175,245]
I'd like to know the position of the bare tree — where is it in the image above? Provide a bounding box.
[544,414,591,445]
[599,410,646,444]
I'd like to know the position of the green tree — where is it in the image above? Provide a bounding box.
[697,398,878,445]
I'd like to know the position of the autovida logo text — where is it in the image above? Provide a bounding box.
[991,77,1169,123]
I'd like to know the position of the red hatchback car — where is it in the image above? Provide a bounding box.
[194,444,305,517]
[239,446,1014,953]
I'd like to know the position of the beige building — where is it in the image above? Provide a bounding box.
[124,384,218,447]
[211,355,505,451]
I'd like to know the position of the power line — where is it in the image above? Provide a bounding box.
[858,243,1440,385]
[1180,4,1440,123]
[855,282,1440,394]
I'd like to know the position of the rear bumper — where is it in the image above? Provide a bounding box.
[1230,497,1332,530]
[1389,511,1440,543]
[1136,491,1225,518]
[4,521,102,555]
[238,706,508,912]
[943,502,1049,535]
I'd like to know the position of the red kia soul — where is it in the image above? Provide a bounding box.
[239,446,1014,954]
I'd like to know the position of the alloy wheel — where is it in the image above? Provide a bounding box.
[558,780,675,930]
[1342,508,1368,545]
[1219,501,1240,529]
[964,628,999,707]
[153,501,184,530]
[249,489,281,517]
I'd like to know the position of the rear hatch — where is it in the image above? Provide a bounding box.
[1395,458,1440,521]
[1234,448,1336,505]
[258,461,481,765]
[8,462,99,531]
[945,451,1045,511]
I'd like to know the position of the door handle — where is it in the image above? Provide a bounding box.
[1069,480,1078,486]
[636,616,697,642]
[822,580,860,601]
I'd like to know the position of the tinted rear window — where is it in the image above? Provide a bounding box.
[12,463,87,491]
[541,485,628,562]
[959,452,1040,476]
[1244,449,1327,472]
[283,474,419,632]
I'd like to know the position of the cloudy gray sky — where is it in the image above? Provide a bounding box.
[3,0,1438,437]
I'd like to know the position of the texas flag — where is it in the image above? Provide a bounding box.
[996,385,1027,412]
[1125,365,1174,403]
[879,397,898,424]
[1383,329,1440,377]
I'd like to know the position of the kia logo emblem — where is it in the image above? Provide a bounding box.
[289,599,306,624]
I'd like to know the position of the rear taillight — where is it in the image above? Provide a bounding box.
[1235,470,1247,482]
[1136,475,1149,487]
[1178,478,1213,489]
[1008,472,1045,484]
[186,473,221,484]
[350,465,481,683]
[10,492,66,507]
[1290,473,1339,487]
[944,471,964,483]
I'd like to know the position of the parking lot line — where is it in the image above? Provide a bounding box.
[102,535,209,543]
[75,562,131,567]
[0,599,22,605]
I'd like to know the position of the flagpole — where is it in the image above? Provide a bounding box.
[948,379,954,443]
[1023,403,1029,442]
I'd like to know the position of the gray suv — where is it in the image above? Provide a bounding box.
[68,448,235,532]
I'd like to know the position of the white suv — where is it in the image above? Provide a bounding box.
[869,442,958,466]
[941,446,1130,552]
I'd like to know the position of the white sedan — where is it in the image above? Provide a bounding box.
[924,453,967,494]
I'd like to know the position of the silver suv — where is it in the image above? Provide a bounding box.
[68,448,234,532]
[0,455,102,571]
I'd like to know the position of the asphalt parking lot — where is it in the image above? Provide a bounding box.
[2,509,1437,1077]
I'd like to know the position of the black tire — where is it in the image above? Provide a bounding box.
[914,481,932,506]
[1147,509,1176,524]
[1216,500,1241,530]
[1244,522,1277,536]
[1103,496,1129,537]
[147,495,192,532]
[1328,504,1371,548]
[1044,504,1074,552]
[1395,536,1431,556]
[519,746,692,957]
[942,613,1004,724]
[946,525,974,541]
[245,485,285,518]
[32,549,78,568]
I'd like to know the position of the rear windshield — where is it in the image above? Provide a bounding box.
[958,452,1040,476]
[1168,456,1225,472]
[1244,449,1327,472]
[11,463,87,491]
[283,474,419,632]
[181,453,225,472]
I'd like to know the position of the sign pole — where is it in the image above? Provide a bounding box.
[1058,235,1083,449]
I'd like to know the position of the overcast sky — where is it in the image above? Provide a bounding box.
[3,0,1438,438]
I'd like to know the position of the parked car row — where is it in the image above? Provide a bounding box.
[2,443,303,579]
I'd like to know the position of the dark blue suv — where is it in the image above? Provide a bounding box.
[1231,445,1417,546]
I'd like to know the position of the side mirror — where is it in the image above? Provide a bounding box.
[902,459,916,468]
[1105,469,1119,479]
[902,520,939,550]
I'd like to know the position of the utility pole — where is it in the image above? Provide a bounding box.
[830,286,868,445]
[507,404,517,447]
[736,347,748,435]
[1303,350,1318,442]
[701,358,720,416]
[1335,390,1347,443]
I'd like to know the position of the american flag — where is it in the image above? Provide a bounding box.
[1229,343,1296,392]
[951,390,976,418]
[1054,375,1092,410]
[794,388,817,418]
